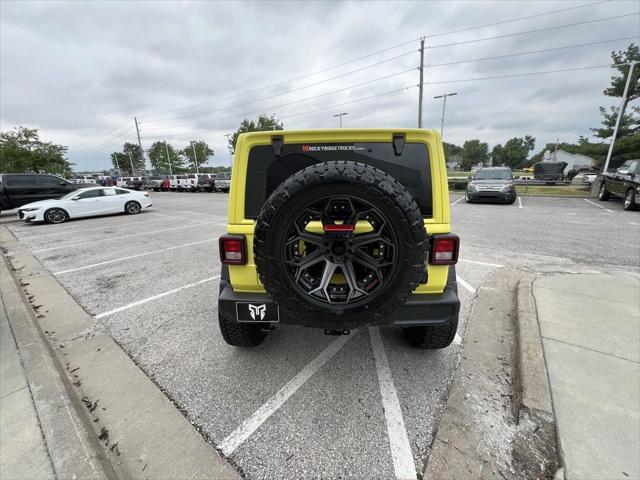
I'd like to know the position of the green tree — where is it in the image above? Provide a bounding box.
[591,44,640,167]
[0,126,72,176]
[228,114,283,154]
[492,136,535,169]
[443,141,463,159]
[182,140,214,170]
[110,142,145,175]
[461,139,489,170]
[147,141,182,174]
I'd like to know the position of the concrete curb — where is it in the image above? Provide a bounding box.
[424,268,559,479]
[512,277,559,479]
[1,254,115,480]
[0,226,241,480]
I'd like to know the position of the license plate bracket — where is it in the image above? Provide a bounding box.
[235,302,280,323]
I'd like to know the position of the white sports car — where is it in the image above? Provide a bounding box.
[17,187,152,224]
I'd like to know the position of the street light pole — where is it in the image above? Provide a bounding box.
[165,141,173,175]
[127,152,135,175]
[333,112,348,128]
[603,61,637,173]
[191,141,199,174]
[433,92,458,139]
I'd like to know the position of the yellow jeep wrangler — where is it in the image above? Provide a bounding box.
[218,129,460,348]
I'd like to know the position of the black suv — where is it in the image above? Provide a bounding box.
[0,173,91,213]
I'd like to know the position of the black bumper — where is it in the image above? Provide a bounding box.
[466,189,515,202]
[217,266,460,329]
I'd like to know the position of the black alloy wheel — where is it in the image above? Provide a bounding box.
[283,195,398,305]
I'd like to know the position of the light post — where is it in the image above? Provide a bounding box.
[333,112,349,128]
[191,141,199,174]
[433,92,458,139]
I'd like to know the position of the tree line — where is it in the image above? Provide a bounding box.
[109,140,214,175]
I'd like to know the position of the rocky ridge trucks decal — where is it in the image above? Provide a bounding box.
[301,144,366,153]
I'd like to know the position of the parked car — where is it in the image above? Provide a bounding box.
[217,129,460,349]
[69,175,97,184]
[214,172,231,192]
[17,186,152,224]
[581,172,598,185]
[567,165,597,181]
[465,167,517,204]
[598,159,640,211]
[533,162,567,184]
[116,177,131,187]
[0,173,93,213]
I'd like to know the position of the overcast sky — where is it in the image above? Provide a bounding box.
[1,0,639,172]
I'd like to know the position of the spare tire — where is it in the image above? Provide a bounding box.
[254,161,427,326]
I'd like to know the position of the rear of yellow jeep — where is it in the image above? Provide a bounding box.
[218,129,460,348]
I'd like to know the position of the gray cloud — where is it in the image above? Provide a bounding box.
[1,0,638,171]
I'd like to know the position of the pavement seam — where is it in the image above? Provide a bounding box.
[0,384,29,400]
[541,335,640,364]
[534,283,639,306]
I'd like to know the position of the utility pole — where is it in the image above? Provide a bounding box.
[165,142,173,175]
[191,141,199,174]
[418,37,425,128]
[603,61,637,173]
[433,92,458,139]
[333,112,348,128]
[134,117,146,173]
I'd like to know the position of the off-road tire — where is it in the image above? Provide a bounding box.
[624,188,638,211]
[598,183,610,201]
[218,312,267,347]
[403,315,459,349]
[254,161,427,326]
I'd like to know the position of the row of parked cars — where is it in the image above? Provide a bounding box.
[118,173,231,192]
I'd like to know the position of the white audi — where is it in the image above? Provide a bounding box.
[17,187,152,224]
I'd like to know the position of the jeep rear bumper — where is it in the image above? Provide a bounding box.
[217,267,460,329]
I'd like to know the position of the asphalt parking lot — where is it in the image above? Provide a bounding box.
[2,191,638,479]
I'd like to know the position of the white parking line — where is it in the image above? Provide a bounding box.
[53,239,217,275]
[94,275,219,319]
[218,333,354,456]
[19,214,186,240]
[32,221,223,254]
[456,275,476,294]
[458,259,504,268]
[517,197,523,209]
[584,198,615,213]
[369,327,417,480]
[450,196,464,206]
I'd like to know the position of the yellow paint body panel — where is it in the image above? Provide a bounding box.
[225,129,452,294]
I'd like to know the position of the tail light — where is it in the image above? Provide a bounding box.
[219,234,247,265]
[430,234,459,265]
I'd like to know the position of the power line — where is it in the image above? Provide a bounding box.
[142,35,636,131]
[426,0,611,39]
[424,63,631,86]
[427,36,639,68]
[428,12,639,50]
[136,1,615,120]
[140,86,417,140]
[143,50,418,124]
[141,68,417,133]
[72,119,132,149]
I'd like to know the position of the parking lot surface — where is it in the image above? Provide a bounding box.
[2,191,638,479]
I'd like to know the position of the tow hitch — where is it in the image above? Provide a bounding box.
[324,328,350,336]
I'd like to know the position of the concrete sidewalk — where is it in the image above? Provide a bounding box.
[534,272,640,480]
[1,298,55,480]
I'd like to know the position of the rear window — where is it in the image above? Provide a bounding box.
[244,142,432,219]
[115,189,129,195]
